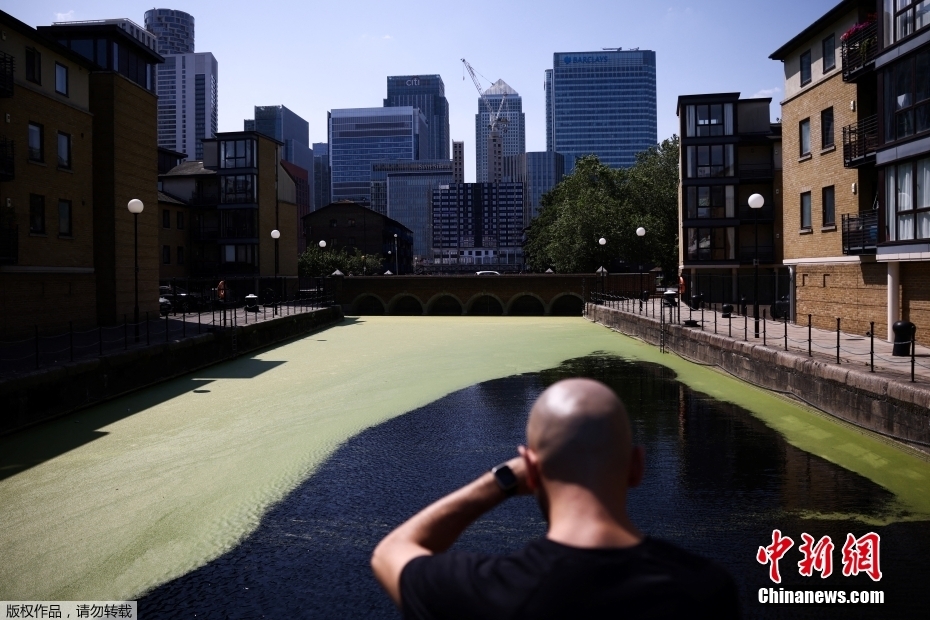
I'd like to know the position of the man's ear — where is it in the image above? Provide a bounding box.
[627,446,645,488]
[519,445,541,491]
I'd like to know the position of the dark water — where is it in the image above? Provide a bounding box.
[140,356,930,619]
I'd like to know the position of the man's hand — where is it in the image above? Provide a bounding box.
[371,448,535,608]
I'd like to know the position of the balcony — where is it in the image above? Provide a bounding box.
[0,51,13,98]
[738,163,773,180]
[0,137,13,181]
[842,115,878,167]
[738,246,775,264]
[0,225,18,265]
[842,211,878,255]
[841,20,877,82]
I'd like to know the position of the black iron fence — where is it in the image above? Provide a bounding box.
[842,114,878,167]
[841,19,878,81]
[842,211,879,255]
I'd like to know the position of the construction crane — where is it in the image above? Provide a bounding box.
[461,58,509,134]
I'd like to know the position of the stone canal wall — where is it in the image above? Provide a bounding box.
[0,307,343,436]
[587,304,930,453]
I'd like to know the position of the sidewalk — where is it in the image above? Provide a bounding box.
[592,296,930,386]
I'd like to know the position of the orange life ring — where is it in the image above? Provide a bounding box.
[678,276,685,295]
[217,280,226,300]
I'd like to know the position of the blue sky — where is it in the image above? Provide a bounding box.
[14,1,841,180]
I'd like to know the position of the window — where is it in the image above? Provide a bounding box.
[800,119,811,155]
[329,219,338,228]
[177,212,184,230]
[220,139,255,168]
[800,50,812,85]
[686,227,736,261]
[686,145,735,178]
[57,132,71,169]
[162,210,171,228]
[221,244,258,265]
[684,104,734,137]
[822,34,836,72]
[177,246,185,265]
[220,174,256,203]
[348,218,356,227]
[25,47,41,84]
[30,194,45,234]
[821,108,834,149]
[686,185,736,218]
[885,155,930,240]
[801,192,812,229]
[28,123,43,162]
[822,186,836,226]
[883,48,930,143]
[886,0,930,42]
[163,245,171,264]
[58,200,72,236]
[55,63,68,96]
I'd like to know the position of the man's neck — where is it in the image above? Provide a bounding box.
[544,484,643,549]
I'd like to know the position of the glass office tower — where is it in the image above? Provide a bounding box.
[504,151,565,225]
[475,80,525,183]
[547,50,657,172]
[244,105,313,173]
[328,107,427,207]
[144,8,194,54]
[370,160,453,259]
[312,143,331,210]
[384,75,450,160]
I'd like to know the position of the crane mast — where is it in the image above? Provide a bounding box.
[461,58,509,133]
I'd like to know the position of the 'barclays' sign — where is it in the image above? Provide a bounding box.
[563,55,609,65]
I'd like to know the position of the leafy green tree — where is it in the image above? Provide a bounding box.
[525,136,679,276]
[298,247,384,277]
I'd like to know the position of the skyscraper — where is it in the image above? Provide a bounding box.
[547,50,657,172]
[328,107,427,207]
[475,80,525,183]
[504,152,565,225]
[243,105,313,173]
[453,141,464,183]
[144,9,218,160]
[312,143,331,210]
[384,75,450,160]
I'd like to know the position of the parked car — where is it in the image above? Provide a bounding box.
[476,270,501,276]
[159,296,172,316]
[770,295,790,320]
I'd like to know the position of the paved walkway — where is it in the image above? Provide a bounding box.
[593,296,930,386]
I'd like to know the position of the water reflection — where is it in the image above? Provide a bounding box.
[140,355,929,619]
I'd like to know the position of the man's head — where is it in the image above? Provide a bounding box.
[522,378,643,506]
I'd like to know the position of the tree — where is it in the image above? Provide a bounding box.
[298,247,384,277]
[524,137,679,277]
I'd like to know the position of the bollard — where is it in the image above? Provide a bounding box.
[69,321,74,362]
[728,307,732,338]
[701,304,704,331]
[869,321,874,373]
[836,318,841,364]
[763,309,767,346]
[808,315,812,357]
[35,325,39,369]
[714,304,717,334]
[744,313,747,342]
[784,314,788,351]
[912,328,916,383]
[124,315,128,350]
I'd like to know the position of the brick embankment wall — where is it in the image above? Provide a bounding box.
[0,307,343,436]
[587,304,930,454]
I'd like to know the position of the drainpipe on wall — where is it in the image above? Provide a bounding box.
[788,265,796,324]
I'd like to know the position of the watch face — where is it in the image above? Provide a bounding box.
[494,464,518,491]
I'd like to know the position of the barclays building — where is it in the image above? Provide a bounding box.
[546,49,657,171]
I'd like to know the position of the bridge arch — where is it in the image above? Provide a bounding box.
[507,293,546,316]
[426,293,465,316]
[465,293,505,316]
[351,294,386,315]
[386,294,425,316]
[549,292,585,316]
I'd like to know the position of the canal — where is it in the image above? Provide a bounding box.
[1,317,929,617]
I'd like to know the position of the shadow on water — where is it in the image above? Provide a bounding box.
[139,355,930,619]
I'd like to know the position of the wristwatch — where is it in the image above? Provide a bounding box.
[491,463,519,497]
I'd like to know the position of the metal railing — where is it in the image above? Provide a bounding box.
[842,211,879,255]
[0,51,13,98]
[738,246,775,263]
[842,114,878,167]
[0,137,13,181]
[841,20,878,81]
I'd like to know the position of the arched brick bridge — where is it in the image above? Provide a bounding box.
[330,274,653,316]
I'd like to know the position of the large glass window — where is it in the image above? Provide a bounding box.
[886,0,930,42]
[686,185,735,218]
[220,139,255,168]
[57,132,71,169]
[801,192,812,229]
[684,104,734,137]
[30,194,45,234]
[55,63,68,96]
[800,50,812,85]
[220,175,256,203]
[221,244,258,265]
[823,186,836,226]
[58,200,72,236]
[25,47,40,84]
[686,227,736,261]
[686,145,734,178]
[800,119,811,155]
[821,108,834,149]
[28,123,43,162]
[883,48,930,143]
[886,156,930,240]
[822,34,836,72]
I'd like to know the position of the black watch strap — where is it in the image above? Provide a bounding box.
[491,463,518,497]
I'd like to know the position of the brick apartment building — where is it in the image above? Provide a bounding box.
[0,10,162,337]
[771,0,930,345]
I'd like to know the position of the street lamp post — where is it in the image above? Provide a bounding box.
[748,193,765,338]
[127,199,144,342]
[636,226,646,311]
[318,240,326,296]
[393,233,399,275]
[598,237,607,300]
[271,229,280,315]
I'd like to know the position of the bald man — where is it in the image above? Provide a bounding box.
[371,378,740,619]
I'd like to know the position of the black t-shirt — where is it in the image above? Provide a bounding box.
[400,536,740,619]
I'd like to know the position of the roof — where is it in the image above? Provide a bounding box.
[675,92,741,115]
[0,9,97,71]
[770,0,861,60]
[304,202,413,234]
[161,161,215,177]
[281,159,309,181]
[157,191,186,205]
[483,79,518,96]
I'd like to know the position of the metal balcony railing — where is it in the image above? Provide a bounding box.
[0,51,13,98]
[0,225,18,265]
[841,20,878,81]
[842,211,878,255]
[0,137,13,181]
[738,246,775,264]
[842,114,878,167]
